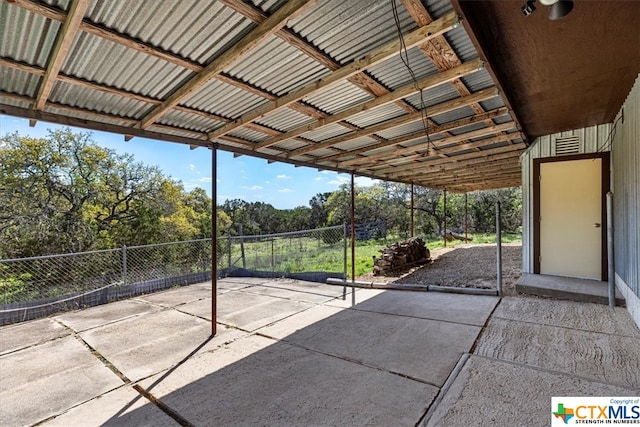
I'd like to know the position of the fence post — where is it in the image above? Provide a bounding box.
[271,239,275,271]
[496,202,502,296]
[343,223,347,300]
[227,236,231,268]
[122,245,127,287]
[240,224,246,269]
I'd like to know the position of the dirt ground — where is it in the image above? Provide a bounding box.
[356,243,522,295]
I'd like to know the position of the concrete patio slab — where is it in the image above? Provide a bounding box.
[280,307,481,386]
[79,309,240,381]
[0,317,70,355]
[324,288,384,308]
[239,284,341,304]
[56,299,161,332]
[352,290,499,326]
[0,335,122,426]
[475,316,640,388]
[423,355,639,427]
[214,291,314,331]
[42,386,179,427]
[138,335,439,426]
[135,285,216,308]
[257,304,345,339]
[494,296,640,337]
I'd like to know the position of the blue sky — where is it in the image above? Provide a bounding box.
[0,115,377,209]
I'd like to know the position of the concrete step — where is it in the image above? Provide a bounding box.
[516,273,625,306]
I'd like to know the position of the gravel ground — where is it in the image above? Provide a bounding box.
[357,244,522,295]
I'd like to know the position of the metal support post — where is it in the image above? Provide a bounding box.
[211,146,218,336]
[496,201,503,296]
[350,174,356,306]
[607,192,615,307]
[410,183,414,238]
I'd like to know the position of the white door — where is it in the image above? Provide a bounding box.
[539,158,602,279]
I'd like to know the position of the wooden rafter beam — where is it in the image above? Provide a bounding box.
[208,11,460,140]
[251,59,483,152]
[354,121,516,165]
[137,0,316,130]
[291,88,503,159]
[220,0,415,114]
[34,0,90,111]
[322,107,508,164]
[380,143,525,177]
[0,56,231,125]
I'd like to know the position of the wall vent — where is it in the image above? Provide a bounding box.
[555,136,580,155]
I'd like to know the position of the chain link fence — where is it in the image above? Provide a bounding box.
[0,225,346,325]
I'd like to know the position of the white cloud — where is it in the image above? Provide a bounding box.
[241,185,263,191]
[188,163,196,171]
[276,174,291,179]
[321,170,334,175]
[328,176,349,186]
[314,176,323,182]
[278,188,293,193]
[199,177,212,183]
[355,177,378,187]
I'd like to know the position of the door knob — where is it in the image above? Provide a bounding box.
[594,223,601,228]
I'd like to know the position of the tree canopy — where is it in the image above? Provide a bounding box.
[1,129,522,258]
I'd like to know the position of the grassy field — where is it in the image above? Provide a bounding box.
[221,233,522,278]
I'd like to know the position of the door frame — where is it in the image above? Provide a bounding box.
[533,152,610,280]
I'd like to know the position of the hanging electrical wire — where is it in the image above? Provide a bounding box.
[390,0,436,154]
[596,110,624,153]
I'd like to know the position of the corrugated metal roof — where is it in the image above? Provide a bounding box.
[48,80,151,119]
[0,4,61,68]
[0,0,527,191]
[346,103,408,128]
[183,79,268,119]
[157,109,224,133]
[366,46,440,91]
[225,35,329,97]
[300,122,352,142]
[303,81,373,115]
[255,107,315,132]
[62,33,195,100]
[85,1,255,66]
[404,82,461,110]
[289,0,416,64]
[0,68,40,97]
[443,26,478,63]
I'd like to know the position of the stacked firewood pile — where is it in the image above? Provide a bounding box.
[372,238,430,276]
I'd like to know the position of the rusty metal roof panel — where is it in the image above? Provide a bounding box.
[183,79,268,119]
[447,121,490,136]
[225,35,329,97]
[300,122,351,142]
[303,81,374,115]
[366,47,439,91]
[288,0,416,64]
[0,68,40,97]
[0,3,61,68]
[61,33,194,100]
[48,80,151,119]
[347,103,408,128]
[85,1,255,66]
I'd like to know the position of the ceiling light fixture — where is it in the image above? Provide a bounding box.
[522,0,574,20]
